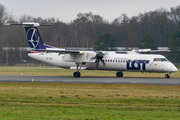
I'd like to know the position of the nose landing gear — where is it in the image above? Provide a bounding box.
[165,72,171,78]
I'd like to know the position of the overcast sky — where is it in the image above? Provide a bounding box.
[1,0,180,22]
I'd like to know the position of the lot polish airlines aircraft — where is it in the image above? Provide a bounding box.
[6,22,178,78]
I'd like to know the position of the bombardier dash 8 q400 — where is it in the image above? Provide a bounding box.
[6,22,178,78]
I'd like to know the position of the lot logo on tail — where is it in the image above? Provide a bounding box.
[27,28,40,49]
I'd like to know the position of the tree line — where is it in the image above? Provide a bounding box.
[0,4,180,65]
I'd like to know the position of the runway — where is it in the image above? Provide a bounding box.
[0,75,180,85]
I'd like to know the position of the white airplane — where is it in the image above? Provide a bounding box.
[6,22,178,78]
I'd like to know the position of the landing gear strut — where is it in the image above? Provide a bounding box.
[116,71,123,77]
[73,64,82,78]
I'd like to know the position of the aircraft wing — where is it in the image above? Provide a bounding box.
[148,50,170,52]
[33,49,82,54]
[132,49,169,53]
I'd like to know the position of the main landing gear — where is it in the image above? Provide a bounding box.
[116,71,123,77]
[73,64,82,78]
[73,71,81,78]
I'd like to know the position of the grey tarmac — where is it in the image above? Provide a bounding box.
[0,75,180,85]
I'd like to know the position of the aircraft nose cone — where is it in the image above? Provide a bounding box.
[170,64,178,72]
[167,62,178,72]
[172,66,178,72]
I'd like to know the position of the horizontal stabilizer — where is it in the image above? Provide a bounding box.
[5,22,54,27]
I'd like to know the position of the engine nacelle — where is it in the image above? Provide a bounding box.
[62,52,96,64]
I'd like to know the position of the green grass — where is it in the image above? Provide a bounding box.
[0,83,180,119]
[0,66,179,78]
[0,66,180,119]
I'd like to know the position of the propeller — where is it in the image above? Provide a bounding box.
[91,51,106,68]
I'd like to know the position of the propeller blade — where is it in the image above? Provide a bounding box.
[95,59,100,68]
[91,56,97,60]
[100,59,106,67]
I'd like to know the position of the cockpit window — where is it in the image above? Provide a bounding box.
[153,58,168,62]
[160,58,168,61]
[153,58,160,61]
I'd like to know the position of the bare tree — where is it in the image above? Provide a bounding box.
[0,4,8,65]
[19,14,34,23]
[169,5,180,30]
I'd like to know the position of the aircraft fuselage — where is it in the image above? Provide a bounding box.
[28,51,177,73]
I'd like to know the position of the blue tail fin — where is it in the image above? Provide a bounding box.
[5,22,53,50]
[25,27,46,49]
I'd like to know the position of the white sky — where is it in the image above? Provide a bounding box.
[1,0,180,22]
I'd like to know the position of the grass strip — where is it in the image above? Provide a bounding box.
[0,83,180,119]
[0,66,179,78]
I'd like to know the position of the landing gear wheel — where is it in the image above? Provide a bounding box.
[165,74,170,78]
[73,72,81,78]
[116,72,123,77]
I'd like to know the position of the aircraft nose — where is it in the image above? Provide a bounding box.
[169,64,178,72]
[172,66,178,72]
